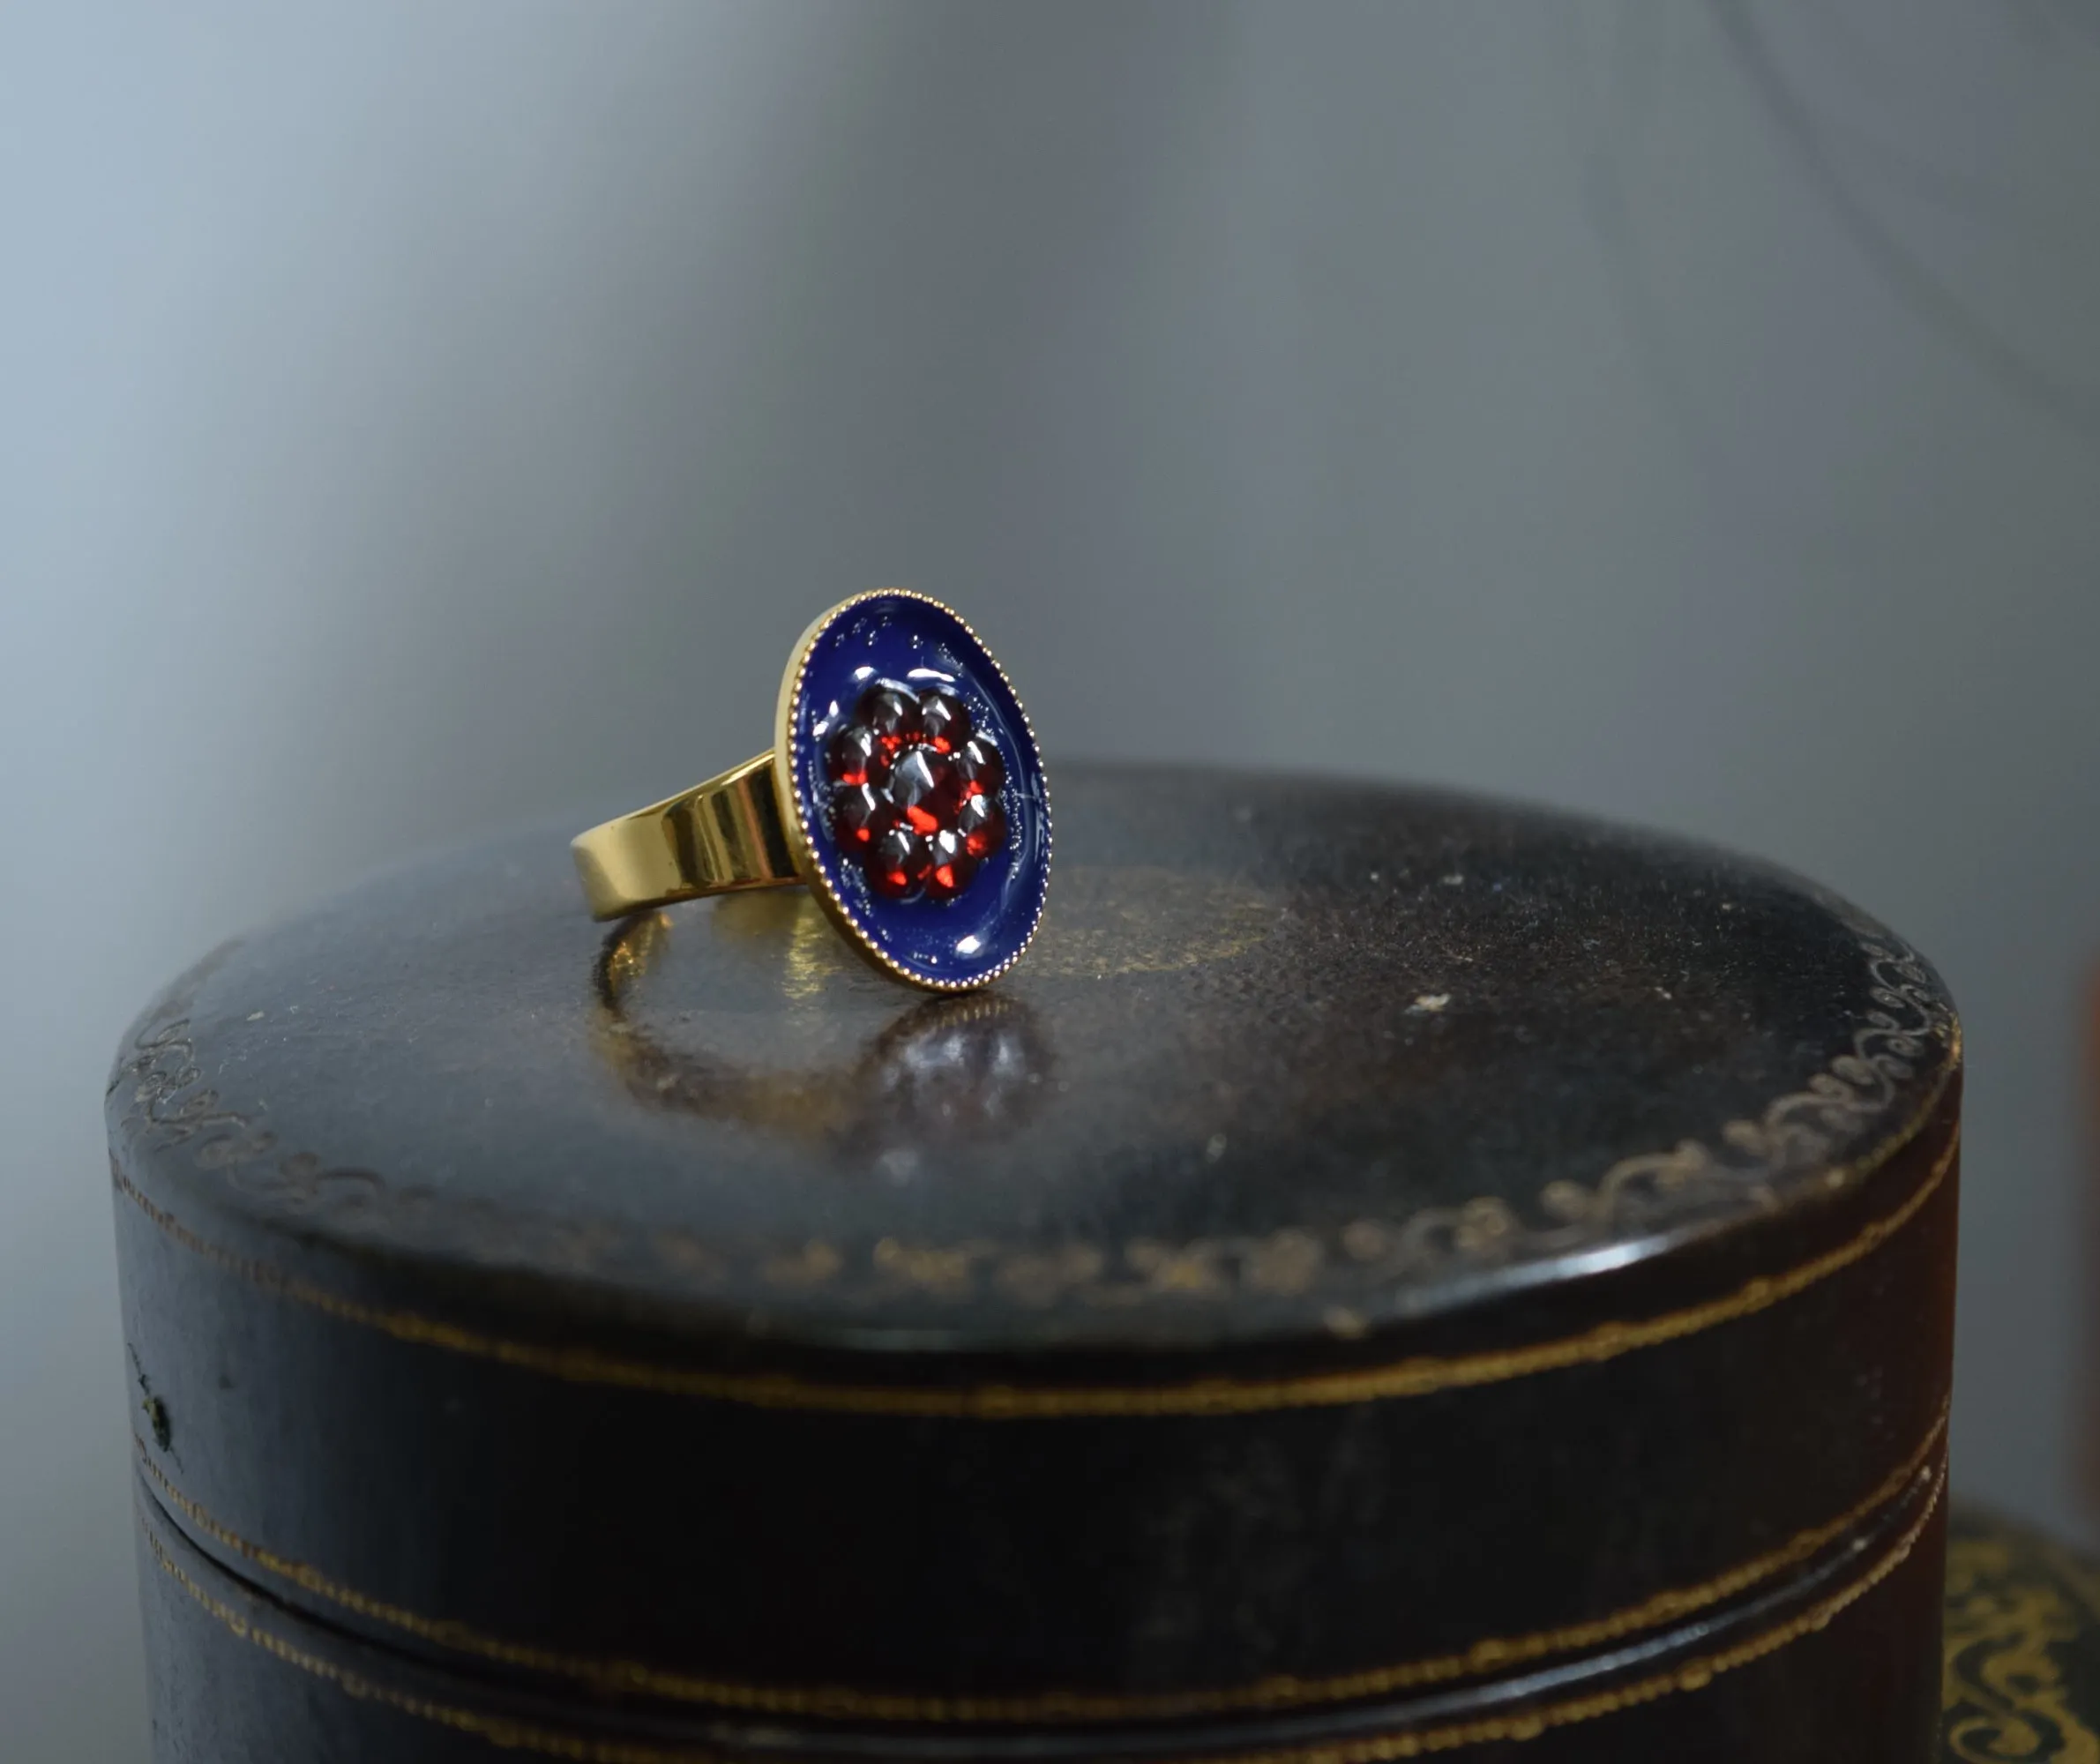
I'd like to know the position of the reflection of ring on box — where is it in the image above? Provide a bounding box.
[594,907,1051,1156]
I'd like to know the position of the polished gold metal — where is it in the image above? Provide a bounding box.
[572,751,798,920]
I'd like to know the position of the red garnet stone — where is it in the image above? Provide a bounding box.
[825,684,1007,902]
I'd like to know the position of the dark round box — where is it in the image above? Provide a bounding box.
[108,766,1962,1761]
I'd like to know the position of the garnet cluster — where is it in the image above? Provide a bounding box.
[825,684,1007,901]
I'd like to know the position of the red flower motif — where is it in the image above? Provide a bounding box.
[825,685,1006,902]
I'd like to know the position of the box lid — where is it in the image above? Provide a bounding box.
[110,764,1962,1756]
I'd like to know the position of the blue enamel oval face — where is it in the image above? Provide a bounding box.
[787,595,1050,988]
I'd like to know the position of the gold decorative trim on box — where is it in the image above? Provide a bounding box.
[134,1405,1947,1723]
[1943,1524,2100,1762]
[114,1124,1954,1418]
[138,1469,1945,1762]
[110,916,1957,1320]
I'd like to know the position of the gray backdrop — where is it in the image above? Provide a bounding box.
[4,3,2099,1757]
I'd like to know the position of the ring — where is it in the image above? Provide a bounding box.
[572,591,1051,990]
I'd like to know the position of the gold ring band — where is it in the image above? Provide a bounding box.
[572,751,799,920]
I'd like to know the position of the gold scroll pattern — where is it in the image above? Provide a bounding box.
[1943,1527,2100,1763]
[111,928,1957,1317]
